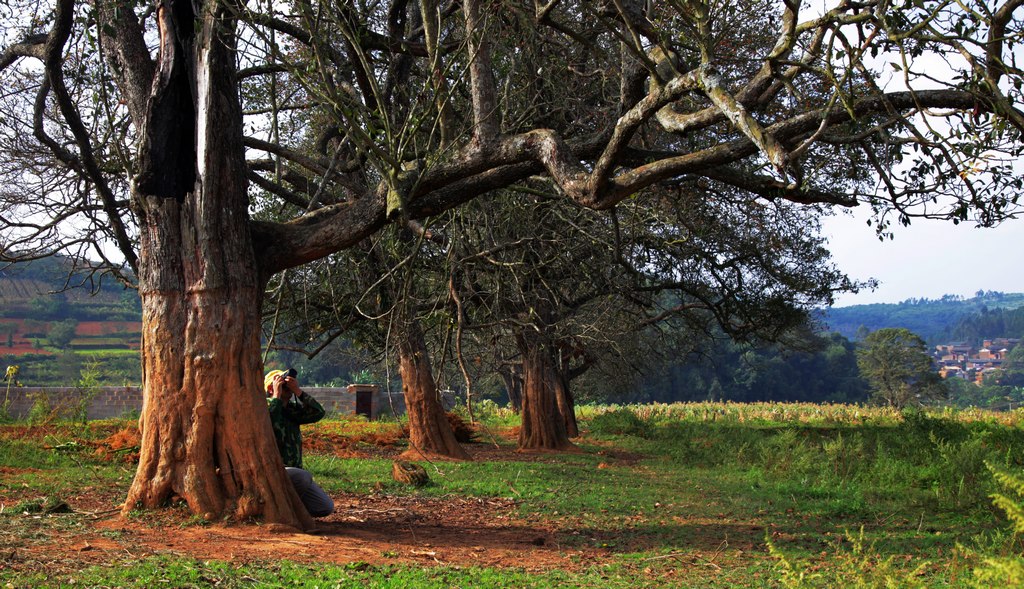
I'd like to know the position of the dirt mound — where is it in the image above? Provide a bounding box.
[303,426,405,459]
[94,426,140,463]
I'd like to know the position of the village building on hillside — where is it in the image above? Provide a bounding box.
[935,338,1021,384]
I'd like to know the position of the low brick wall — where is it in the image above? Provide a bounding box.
[2,386,142,420]
[1,385,405,421]
[305,386,407,419]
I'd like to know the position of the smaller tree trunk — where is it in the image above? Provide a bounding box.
[397,318,471,460]
[499,365,523,413]
[553,369,579,438]
[516,331,573,451]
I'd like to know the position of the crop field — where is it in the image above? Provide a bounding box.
[1,403,1023,587]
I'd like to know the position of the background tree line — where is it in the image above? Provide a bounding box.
[18,256,1024,411]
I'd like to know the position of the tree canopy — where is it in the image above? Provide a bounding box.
[856,327,946,407]
[3,0,1023,276]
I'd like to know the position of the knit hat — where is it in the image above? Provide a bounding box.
[264,369,286,392]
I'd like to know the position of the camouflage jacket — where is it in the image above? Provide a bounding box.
[267,392,325,469]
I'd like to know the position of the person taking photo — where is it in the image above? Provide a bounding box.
[265,369,334,517]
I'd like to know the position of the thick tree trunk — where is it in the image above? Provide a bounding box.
[125,271,309,529]
[516,330,573,451]
[397,318,471,460]
[122,0,311,529]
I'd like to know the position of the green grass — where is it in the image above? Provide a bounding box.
[308,405,1024,584]
[2,404,1024,587]
[10,556,693,589]
[0,441,131,504]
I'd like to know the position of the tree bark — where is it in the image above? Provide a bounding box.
[553,367,579,438]
[122,0,311,529]
[516,330,573,451]
[498,365,523,413]
[397,317,471,460]
[556,343,580,438]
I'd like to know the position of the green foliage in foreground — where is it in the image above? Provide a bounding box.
[2,403,1024,587]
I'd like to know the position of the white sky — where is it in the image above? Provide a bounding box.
[823,209,1024,307]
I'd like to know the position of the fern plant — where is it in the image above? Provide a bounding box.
[768,527,930,588]
[971,463,1024,586]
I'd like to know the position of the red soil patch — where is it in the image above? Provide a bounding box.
[0,423,125,443]
[73,321,141,337]
[303,429,405,459]
[72,493,578,571]
[0,345,52,355]
[94,426,141,463]
[0,465,41,476]
[0,318,140,356]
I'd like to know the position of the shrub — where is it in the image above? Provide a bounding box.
[1,364,19,422]
[588,408,652,438]
[929,431,995,509]
[821,431,865,481]
[757,428,818,477]
[69,360,103,423]
[27,392,53,425]
[769,527,931,588]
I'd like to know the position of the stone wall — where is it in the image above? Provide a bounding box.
[1,385,405,421]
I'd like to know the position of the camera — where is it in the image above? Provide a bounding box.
[285,368,297,378]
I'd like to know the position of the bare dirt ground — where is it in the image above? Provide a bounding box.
[5,488,758,583]
[38,491,577,572]
[0,441,671,577]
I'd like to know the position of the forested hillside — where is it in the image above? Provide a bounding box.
[943,306,1024,343]
[1,257,141,386]
[0,257,139,322]
[821,292,1024,343]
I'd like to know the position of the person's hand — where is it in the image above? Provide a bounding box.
[270,374,292,402]
[283,375,302,397]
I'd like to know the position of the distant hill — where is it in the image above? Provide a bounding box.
[819,291,1024,343]
[0,256,139,322]
[1,257,142,386]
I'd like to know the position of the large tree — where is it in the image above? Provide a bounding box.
[2,0,1024,525]
[857,327,946,407]
[446,183,855,450]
